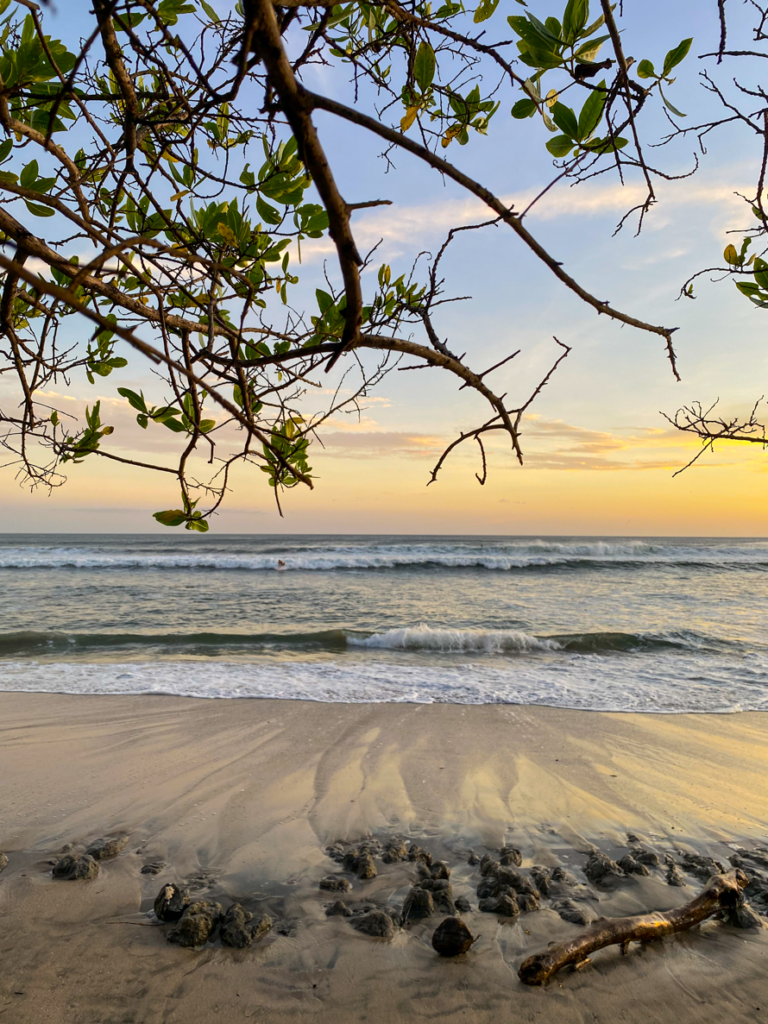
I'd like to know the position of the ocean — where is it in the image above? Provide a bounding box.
[1,533,766,714]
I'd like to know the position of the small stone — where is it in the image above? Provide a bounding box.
[584,852,623,884]
[631,848,661,867]
[168,901,222,947]
[618,855,650,877]
[0,853,7,873]
[85,836,129,861]
[681,853,725,882]
[342,850,360,873]
[251,914,273,941]
[500,846,522,867]
[154,883,189,922]
[479,854,500,878]
[141,862,165,875]
[431,860,451,880]
[551,866,577,885]
[517,893,540,913]
[728,904,763,929]
[496,867,538,896]
[553,898,597,926]
[326,842,346,863]
[52,854,98,881]
[408,845,433,867]
[666,865,685,887]
[326,900,353,917]
[356,852,377,880]
[467,852,480,866]
[403,886,434,922]
[530,867,550,897]
[432,916,475,957]
[220,903,253,948]
[455,895,472,913]
[353,910,395,939]
[382,840,408,864]
[320,875,352,892]
[59,843,74,854]
[478,893,519,917]
[476,877,498,900]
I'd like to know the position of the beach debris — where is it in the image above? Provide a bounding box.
[352,909,396,939]
[319,875,352,893]
[141,861,166,875]
[455,895,472,913]
[403,885,434,921]
[326,900,353,917]
[85,835,129,861]
[154,883,189,922]
[432,916,476,957]
[519,868,749,986]
[583,851,624,884]
[0,852,7,873]
[52,853,99,881]
[168,900,222,947]
[500,846,522,867]
[478,892,519,917]
[618,855,650,877]
[553,898,598,926]
[382,839,408,863]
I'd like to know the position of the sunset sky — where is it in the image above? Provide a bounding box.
[2,0,768,535]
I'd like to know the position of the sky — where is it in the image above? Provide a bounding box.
[2,0,768,535]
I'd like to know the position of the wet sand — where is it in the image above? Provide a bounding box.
[1,692,768,1023]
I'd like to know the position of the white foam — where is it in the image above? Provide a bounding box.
[348,624,560,653]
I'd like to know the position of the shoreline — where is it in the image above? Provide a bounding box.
[2,692,768,1022]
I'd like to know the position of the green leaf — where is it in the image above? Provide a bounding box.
[512,98,537,118]
[20,160,39,188]
[256,194,281,225]
[199,418,216,433]
[577,80,606,140]
[551,101,578,139]
[474,0,500,23]
[658,84,686,118]
[414,41,436,91]
[663,37,693,76]
[117,387,147,412]
[562,0,588,44]
[199,0,219,20]
[185,517,209,532]
[153,509,187,527]
[754,257,768,290]
[637,58,655,79]
[736,281,761,296]
[723,244,739,266]
[546,134,574,157]
[24,199,55,218]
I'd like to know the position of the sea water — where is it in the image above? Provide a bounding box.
[1,533,767,713]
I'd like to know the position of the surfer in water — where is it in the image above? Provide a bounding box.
[277,559,286,569]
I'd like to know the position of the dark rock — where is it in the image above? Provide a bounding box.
[530,867,550,897]
[553,898,597,926]
[666,865,685,887]
[517,893,540,913]
[431,860,451,880]
[730,854,746,868]
[359,838,382,857]
[551,866,577,886]
[52,854,98,881]
[432,916,475,956]
[478,893,519,917]
[728,903,763,929]
[496,867,538,896]
[326,842,346,863]
[584,851,623,884]
[736,847,768,869]
[403,886,434,922]
[326,900,353,918]
[467,852,480,866]
[356,852,377,880]
[154,883,189,922]
[382,840,408,864]
[0,852,7,873]
[59,843,74,854]
[455,895,472,913]
[500,846,522,867]
[353,910,395,939]
[342,849,360,873]
[168,900,222,947]
[631,847,661,867]
[479,854,500,878]
[408,845,433,867]
[251,914,273,941]
[85,835,129,861]
[476,877,499,900]
[618,855,650,877]
[387,908,403,928]
[220,904,254,948]
[433,889,457,916]
[320,875,352,892]
[141,861,165,875]
[680,853,725,882]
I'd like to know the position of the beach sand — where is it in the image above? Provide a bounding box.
[1,692,768,1023]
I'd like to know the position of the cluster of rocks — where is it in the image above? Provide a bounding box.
[50,834,130,881]
[154,882,273,948]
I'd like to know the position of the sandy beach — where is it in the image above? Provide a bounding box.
[1,692,768,1023]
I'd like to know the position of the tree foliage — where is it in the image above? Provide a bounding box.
[0,0,742,526]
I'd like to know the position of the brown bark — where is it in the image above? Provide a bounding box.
[518,868,749,986]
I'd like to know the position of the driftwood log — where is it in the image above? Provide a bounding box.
[519,868,748,986]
